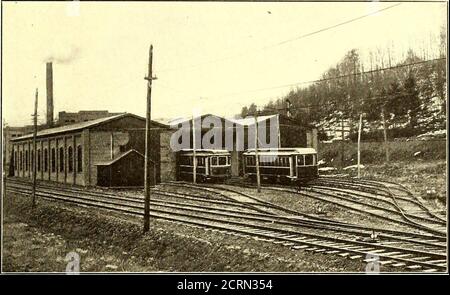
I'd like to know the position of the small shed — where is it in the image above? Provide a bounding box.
[96,149,154,187]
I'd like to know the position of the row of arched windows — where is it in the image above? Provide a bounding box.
[14,145,83,174]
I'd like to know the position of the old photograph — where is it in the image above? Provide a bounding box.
[0,0,447,278]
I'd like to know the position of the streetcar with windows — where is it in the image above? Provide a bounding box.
[243,148,318,184]
[176,149,232,182]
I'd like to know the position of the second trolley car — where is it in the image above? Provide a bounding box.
[243,148,318,184]
[177,149,232,182]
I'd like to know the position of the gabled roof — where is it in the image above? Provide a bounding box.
[168,114,236,126]
[228,114,278,126]
[12,113,168,141]
[95,149,147,166]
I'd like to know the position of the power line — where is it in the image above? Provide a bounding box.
[157,3,402,73]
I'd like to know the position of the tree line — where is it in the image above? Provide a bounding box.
[240,27,447,142]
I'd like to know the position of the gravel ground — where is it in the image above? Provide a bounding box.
[2,192,404,273]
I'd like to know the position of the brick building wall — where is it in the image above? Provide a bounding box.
[160,130,177,182]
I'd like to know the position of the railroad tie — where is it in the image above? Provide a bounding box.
[391,253,414,259]
[423,269,438,273]
[409,256,430,261]
[378,260,394,265]
[349,255,363,260]
[326,250,341,254]
[273,240,288,244]
[379,251,402,256]
[292,237,307,241]
[305,247,318,252]
[355,248,376,253]
[426,259,447,264]
[364,257,379,263]
[320,242,342,247]
[407,265,423,270]
[391,262,406,267]
[344,245,364,250]
[366,249,386,254]
[291,245,309,250]
[302,239,318,243]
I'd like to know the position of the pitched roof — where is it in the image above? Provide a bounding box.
[12,113,168,141]
[228,114,278,126]
[167,114,235,126]
[95,149,147,166]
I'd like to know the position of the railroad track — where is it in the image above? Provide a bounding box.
[302,185,447,235]
[222,178,447,237]
[5,178,447,272]
[170,181,447,243]
[313,177,446,223]
[9,178,445,248]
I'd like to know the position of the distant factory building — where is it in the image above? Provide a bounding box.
[10,113,168,187]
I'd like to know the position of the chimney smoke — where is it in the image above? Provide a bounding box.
[46,62,54,127]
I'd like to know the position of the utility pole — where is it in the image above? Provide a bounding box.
[341,115,345,168]
[357,114,363,179]
[254,112,261,193]
[192,114,197,184]
[32,89,38,208]
[143,45,157,233]
[381,108,389,163]
[2,119,7,201]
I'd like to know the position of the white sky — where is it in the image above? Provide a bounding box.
[1,1,447,126]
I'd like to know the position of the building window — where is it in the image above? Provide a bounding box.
[37,150,41,172]
[77,146,83,172]
[31,151,35,172]
[44,149,48,172]
[68,146,73,172]
[19,151,23,171]
[25,150,29,171]
[59,147,64,172]
[14,151,17,170]
[51,148,56,172]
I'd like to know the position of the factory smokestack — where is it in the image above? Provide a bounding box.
[46,62,54,127]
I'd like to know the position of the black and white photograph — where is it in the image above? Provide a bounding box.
[0,0,448,280]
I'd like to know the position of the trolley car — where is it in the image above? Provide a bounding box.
[243,148,318,184]
[177,149,232,182]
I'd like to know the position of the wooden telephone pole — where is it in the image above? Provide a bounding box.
[254,113,261,193]
[143,45,156,233]
[357,114,363,178]
[31,89,38,208]
[192,114,197,183]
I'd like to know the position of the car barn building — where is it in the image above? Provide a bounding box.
[10,113,168,187]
